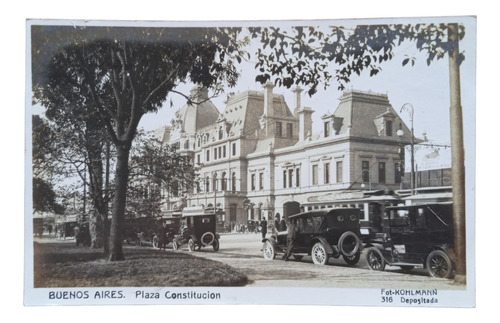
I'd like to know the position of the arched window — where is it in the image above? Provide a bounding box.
[205,176,210,192]
[232,172,237,192]
[221,172,227,191]
[213,173,218,192]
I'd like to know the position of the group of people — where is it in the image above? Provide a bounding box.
[258,215,289,238]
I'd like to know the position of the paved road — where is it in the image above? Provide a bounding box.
[34,232,464,290]
[176,232,465,290]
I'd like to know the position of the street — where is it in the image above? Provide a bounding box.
[175,232,465,290]
[34,231,465,290]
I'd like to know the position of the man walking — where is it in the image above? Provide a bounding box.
[282,220,297,261]
[260,217,268,239]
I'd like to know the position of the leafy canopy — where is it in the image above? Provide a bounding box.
[249,23,465,96]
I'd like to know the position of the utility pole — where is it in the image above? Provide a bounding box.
[448,23,467,285]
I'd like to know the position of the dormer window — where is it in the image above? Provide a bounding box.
[374,108,397,137]
[386,120,393,136]
[276,121,283,137]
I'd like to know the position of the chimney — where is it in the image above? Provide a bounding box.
[263,82,274,117]
[292,86,303,117]
[298,107,314,141]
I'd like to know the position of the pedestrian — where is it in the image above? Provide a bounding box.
[274,216,280,234]
[279,218,287,232]
[282,220,298,261]
[260,217,268,239]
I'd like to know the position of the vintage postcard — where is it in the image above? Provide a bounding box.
[25,16,476,307]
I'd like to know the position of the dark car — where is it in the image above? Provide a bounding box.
[122,217,158,246]
[172,207,220,252]
[261,208,363,266]
[364,202,455,278]
[155,216,181,248]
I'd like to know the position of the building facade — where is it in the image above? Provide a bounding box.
[157,83,413,227]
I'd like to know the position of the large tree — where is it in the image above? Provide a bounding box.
[32,26,247,260]
[33,88,112,250]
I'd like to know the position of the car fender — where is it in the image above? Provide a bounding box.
[262,237,284,252]
[311,236,336,255]
[364,242,384,250]
[262,236,277,244]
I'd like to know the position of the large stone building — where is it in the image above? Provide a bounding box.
[156,83,413,227]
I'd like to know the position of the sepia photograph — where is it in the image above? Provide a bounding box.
[24,15,476,307]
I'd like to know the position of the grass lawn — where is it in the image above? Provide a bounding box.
[33,242,249,287]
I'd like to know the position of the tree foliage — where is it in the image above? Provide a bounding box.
[33,177,64,214]
[127,132,198,218]
[32,26,247,148]
[249,23,465,96]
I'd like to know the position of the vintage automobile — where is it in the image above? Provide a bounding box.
[122,217,158,246]
[364,202,455,278]
[262,208,363,266]
[153,216,181,248]
[172,207,220,252]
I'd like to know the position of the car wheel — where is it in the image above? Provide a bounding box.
[187,239,195,252]
[366,247,386,271]
[426,250,453,278]
[338,231,360,257]
[263,241,275,260]
[311,242,329,265]
[213,239,219,251]
[172,239,179,250]
[343,252,361,266]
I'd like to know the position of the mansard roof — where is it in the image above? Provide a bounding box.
[221,90,294,138]
[330,89,412,141]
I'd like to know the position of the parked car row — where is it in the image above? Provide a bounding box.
[119,208,221,253]
[262,202,456,279]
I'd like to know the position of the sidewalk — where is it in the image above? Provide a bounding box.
[33,233,74,244]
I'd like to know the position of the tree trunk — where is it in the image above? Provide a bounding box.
[84,124,109,253]
[109,144,130,261]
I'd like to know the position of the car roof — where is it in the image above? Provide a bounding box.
[385,202,453,211]
[288,208,360,219]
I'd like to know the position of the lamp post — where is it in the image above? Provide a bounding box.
[398,103,416,195]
